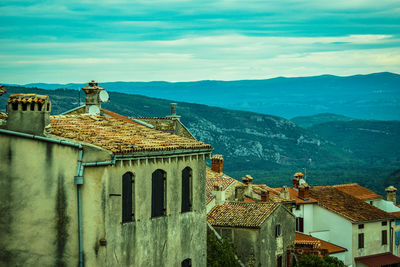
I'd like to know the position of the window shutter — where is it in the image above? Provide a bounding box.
[358,233,364,249]
[395,232,400,245]
[152,169,166,217]
[122,172,133,223]
[382,230,388,245]
[182,167,191,212]
[299,217,304,232]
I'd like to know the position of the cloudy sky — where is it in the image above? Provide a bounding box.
[0,0,399,83]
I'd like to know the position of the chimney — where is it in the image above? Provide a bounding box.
[261,190,269,202]
[235,185,246,202]
[292,172,304,189]
[166,103,181,121]
[385,186,397,205]
[298,183,310,199]
[213,183,225,205]
[211,154,224,173]
[280,186,290,200]
[242,174,254,197]
[82,80,104,115]
[6,94,51,135]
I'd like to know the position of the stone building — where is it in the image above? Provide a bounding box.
[0,82,213,266]
[207,202,295,267]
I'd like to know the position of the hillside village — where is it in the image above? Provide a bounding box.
[1,81,400,267]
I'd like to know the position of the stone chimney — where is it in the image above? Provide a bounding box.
[280,186,291,200]
[235,185,246,202]
[385,186,397,205]
[213,183,225,205]
[6,94,51,135]
[292,172,304,189]
[211,154,224,173]
[261,190,269,202]
[82,80,104,115]
[242,174,254,197]
[166,103,181,121]
[298,182,310,199]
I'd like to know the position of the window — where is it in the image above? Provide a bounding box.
[296,217,304,232]
[295,205,300,210]
[122,172,134,223]
[181,258,192,267]
[382,230,388,245]
[358,233,364,249]
[152,169,166,218]
[277,255,282,267]
[396,232,400,246]
[382,221,387,226]
[181,167,192,212]
[275,224,282,238]
[358,224,364,229]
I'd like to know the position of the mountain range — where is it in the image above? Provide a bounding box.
[1,85,398,194]
[6,72,400,121]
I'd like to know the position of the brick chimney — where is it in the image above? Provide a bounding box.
[213,183,225,205]
[261,190,269,202]
[6,94,51,135]
[292,172,304,189]
[385,186,397,205]
[82,80,104,115]
[298,183,310,199]
[280,186,290,200]
[211,154,224,173]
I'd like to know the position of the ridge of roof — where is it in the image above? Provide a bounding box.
[295,232,347,254]
[332,183,383,200]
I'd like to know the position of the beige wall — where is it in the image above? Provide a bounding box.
[352,220,392,266]
[0,132,209,267]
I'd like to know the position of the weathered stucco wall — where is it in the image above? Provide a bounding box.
[260,205,295,267]
[0,134,80,266]
[100,154,207,267]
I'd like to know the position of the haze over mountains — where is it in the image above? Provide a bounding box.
[1,84,399,194]
[8,72,400,121]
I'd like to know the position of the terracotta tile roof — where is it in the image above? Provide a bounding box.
[207,202,280,228]
[252,184,290,203]
[389,211,400,218]
[295,233,347,254]
[310,186,394,223]
[102,109,142,125]
[355,252,400,267]
[206,167,242,204]
[274,187,318,204]
[49,115,212,154]
[332,183,383,201]
[131,117,195,140]
[8,93,48,104]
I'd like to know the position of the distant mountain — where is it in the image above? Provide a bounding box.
[291,113,354,128]
[7,72,400,121]
[309,120,400,165]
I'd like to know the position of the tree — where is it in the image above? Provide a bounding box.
[295,254,345,267]
[207,230,241,267]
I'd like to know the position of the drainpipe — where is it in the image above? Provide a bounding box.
[0,129,116,267]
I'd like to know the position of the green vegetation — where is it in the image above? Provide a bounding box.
[295,254,345,267]
[207,230,240,267]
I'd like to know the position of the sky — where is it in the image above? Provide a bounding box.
[0,0,399,83]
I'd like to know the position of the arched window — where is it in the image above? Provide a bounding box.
[181,258,192,267]
[152,169,166,218]
[122,172,134,223]
[181,167,192,212]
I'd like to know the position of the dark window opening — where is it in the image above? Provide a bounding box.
[181,258,192,267]
[152,169,166,218]
[12,103,18,111]
[46,103,50,111]
[122,172,134,223]
[296,217,304,233]
[22,103,27,111]
[382,230,388,245]
[358,224,364,229]
[358,233,364,249]
[382,221,387,226]
[30,104,35,111]
[38,102,43,111]
[275,224,281,238]
[181,167,192,212]
[277,255,282,267]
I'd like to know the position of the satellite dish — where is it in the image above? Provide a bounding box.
[99,90,109,102]
[88,105,100,115]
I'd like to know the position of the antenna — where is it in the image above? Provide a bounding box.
[99,90,109,103]
[88,105,100,115]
